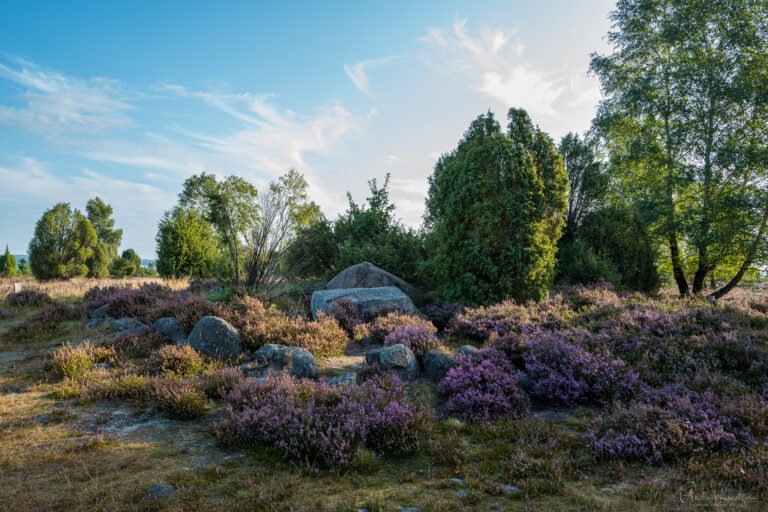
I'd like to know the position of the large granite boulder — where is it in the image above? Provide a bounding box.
[153,317,185,343]
[325,262,424,305]
[423,350,456,382]
[242,344,319,379]
[183,316,241,359]
[365,344,420,380]
[311,286,417,320]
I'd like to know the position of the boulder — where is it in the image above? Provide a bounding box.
[110,317,149,336]
[325,262,424,305]
[90,304,111,320]
[244,344,319,379]
[423,350,456,382]
[145,483,178,501]
[153,317,185,342]
[184,316,241,359]
[456,345,479,357]
[311,286,417,320]
[327,372,357,386]
[365,344,420,380]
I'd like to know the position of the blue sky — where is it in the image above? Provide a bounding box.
[0,0,614,257]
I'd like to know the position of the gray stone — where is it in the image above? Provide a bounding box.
[90,303,111,320]
[456,345,479,356]
[325,262,424,305]
[365,344,420,380]
[452,490,468,498]
[110,317,149,335]
[327,372,357,386]
[184,316,241,359]
[245,344,319,379]
[145,483,178,501]
[398,508,420,512]
[448,477,465,485]
[423,350,456,382]
[501,484,521,495]
[311,286,417,320]
[153,316,185,342]
[85,317,110,329]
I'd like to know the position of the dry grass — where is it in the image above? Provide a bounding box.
[0,276,189,300]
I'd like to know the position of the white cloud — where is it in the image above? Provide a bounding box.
[0,57,134,136]
[344,56,402,99]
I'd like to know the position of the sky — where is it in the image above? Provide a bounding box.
[0,0,615,258]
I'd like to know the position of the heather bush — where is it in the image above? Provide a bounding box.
[187,278,218,294]
[196,367,244,399]
[155,345,204,376]
[328,298,364,335]
[110,330,167,359]
[367,312,437,343]
[0,308,10,319]
[45,341,115,380]
[521,331,641,406]
[219,372,431,467]
[154,381,210,419]
[5,303,81,342]
[588,385,750,463]
[440,348,530,423]
[5,289,53,308]
[421,301,464,331]
[383,324,439,358]
[222,296,347,357]
[83,374,155,401]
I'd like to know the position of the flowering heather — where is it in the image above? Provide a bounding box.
[220,372,431,467]
[155,344,204,376]
[5,289,53,308]
[521,331,641,406]
[421,301,464,331]
[328,298,365,335]
[187,278,219,294]
[383,324,439,358]
[588,385,750,463]
[366,311,437,343]
[3,303,81,342]
[440,348,530,423]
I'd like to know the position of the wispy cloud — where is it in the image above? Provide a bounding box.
[344,56,402,99]
[0,56,134,136]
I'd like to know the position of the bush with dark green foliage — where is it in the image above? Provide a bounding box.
[110,248,141,278]
[284,175,425,284]
[86,242,110,278]
[0,245,17,277]
[423,109,567,304]
[28,203,99,280]
[556,239,622,287]
[156,208,219,278]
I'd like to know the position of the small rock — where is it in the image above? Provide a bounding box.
[184,316,241,359]
[456,345,479,356]
[110,317,149,336]
[448,477,465,485]
[423,350,456,382]
[33,414,52,425]
[85,317,111,329]
[145,483,178,501]
[90,304,111,320]
[327,372,357,386]
[398,508,420,512]
[453,490,468,498]
[501,484,521,495]
[365,344,420,380]
[153,317,185,342]
[245,344,319,379]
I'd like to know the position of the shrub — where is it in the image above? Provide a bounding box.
[110,330,167,358]
[5,289,53,308]
[222,296,348,357]
[383,324,439,358]
[46,341,114,380]
[328,299,364,335]
[28,203,98,279]
[155,345,204,376]
[521,332,641,406]
[83,374,155,401]
[220,372,431,467]
[440,348,530,423]
[188,278,219,294]
[422,301,464,331]
[555,240,621,287]
[588,385,749,463]
[5,303,80,341]
[196,367,244,399]
[0,308,10,319]
[367,312,437,343]
[154,381,210,419]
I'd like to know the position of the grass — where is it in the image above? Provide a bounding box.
[1,283,768,510]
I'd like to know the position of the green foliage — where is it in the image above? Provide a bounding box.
[0,245,17,277]
[17,258,31,275]
[110,248,141,278]
[556,240,621,287]
[156,208,219,278]
[86,242,110,278]
[28,203,98,280]
[85,197,123,261]
[423,109,568,304]
[592,0,768,298]
[179,172,259,286]
[285,174,425,284]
